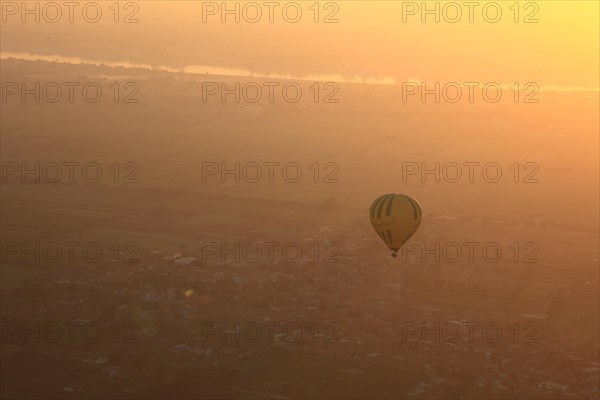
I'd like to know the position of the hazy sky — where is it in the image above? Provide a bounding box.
[1,1,598,88]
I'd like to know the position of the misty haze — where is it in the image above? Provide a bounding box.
[1,1,599,399]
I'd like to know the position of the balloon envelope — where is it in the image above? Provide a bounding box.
[369,193,422,257]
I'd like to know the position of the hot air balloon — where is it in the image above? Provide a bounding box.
[369,193,422,258]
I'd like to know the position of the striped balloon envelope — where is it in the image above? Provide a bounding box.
[369,193,422,258]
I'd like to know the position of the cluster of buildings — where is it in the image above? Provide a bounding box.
[1,223,598,398]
